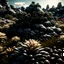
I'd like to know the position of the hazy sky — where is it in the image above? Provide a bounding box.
[9,0,64,8]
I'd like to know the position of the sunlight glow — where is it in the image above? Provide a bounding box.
[40,0,61,8]
[47,0,61,7]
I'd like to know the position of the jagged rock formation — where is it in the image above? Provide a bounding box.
[0,0,16,16]
[0,0,8,6]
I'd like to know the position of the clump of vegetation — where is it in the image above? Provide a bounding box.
[0,1,64,64]
[9,39,48,64]
[9,40,64,64]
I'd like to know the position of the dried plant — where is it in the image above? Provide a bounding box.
[11,36,20,42]
[0,32,7,39]
[9,39,50,64]
[24,39,41,49]
[40,36,57,47]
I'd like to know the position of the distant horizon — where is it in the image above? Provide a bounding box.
[9,0,64,8]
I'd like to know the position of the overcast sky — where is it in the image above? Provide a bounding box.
[8,0,64,8]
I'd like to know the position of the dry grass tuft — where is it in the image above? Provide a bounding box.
[40,36,57,47]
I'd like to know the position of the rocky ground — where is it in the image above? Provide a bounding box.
[0,1,64,64]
